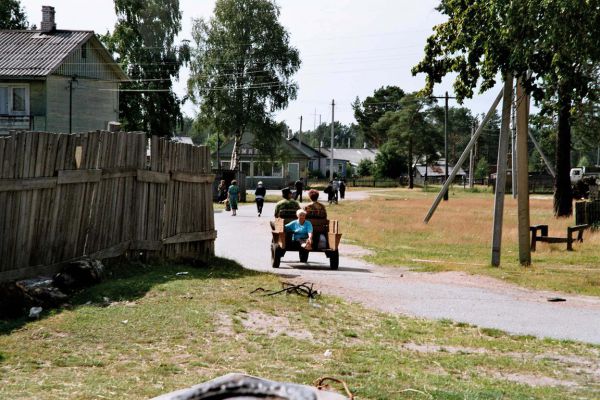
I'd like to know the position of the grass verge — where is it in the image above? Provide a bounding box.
[1,259,599,399]
[326,187,600,296]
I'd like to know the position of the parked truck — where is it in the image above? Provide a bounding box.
[570,166,600,199]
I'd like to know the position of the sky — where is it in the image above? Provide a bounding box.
[19,0,504,130]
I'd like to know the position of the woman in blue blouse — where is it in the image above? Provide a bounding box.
[285,209,313,249]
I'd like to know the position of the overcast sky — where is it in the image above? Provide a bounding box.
[20,0,503,130]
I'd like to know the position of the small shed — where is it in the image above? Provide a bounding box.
[414,159,466,185]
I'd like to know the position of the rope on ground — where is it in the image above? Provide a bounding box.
[250,282,319,299]
[314,376,354,399]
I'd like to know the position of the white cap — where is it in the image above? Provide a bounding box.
[258,181,263,185]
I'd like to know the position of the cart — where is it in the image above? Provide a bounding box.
[271,217,342,269]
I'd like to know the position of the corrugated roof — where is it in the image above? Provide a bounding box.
[0,30,100,78]
[320,148,378,165]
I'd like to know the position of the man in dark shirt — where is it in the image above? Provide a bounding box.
[294,177,304,202]
[274,187,300,218]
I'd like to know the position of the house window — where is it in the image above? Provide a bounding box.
[255,162,282,177]
[0,85,29,115]
[220,161,231,170]
[240,161,251,176]
[82,43,87,59]
[12,88,26,112]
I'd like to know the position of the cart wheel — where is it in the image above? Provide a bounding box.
[329,251,339,270]
[271,243,281,268]
[299,249,309,263]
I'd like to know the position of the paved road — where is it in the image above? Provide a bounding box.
[215,193,600,344]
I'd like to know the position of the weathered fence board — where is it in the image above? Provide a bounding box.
[0,131,216,282]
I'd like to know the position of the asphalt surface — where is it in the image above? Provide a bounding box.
[215,191,600,344]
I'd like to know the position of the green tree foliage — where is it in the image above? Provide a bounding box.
[474,158,489,180]
[0,0,27,29]
[429,106,477,166]
[301,122,361,149]
[412,0,600,217]
[188,0,300,170]
[101,0,188,136]
[373,139,406,179]
[373,95,440,188]
[352,86,405,147]
[356,159,374,177]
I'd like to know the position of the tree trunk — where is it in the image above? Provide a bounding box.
[230,128,243,170]
[408,137,414,189]
[553,90,573,217]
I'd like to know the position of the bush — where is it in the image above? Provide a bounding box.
[373,139,406,179]
[356,159,374,177]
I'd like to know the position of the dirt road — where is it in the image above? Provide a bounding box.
[215,192,600,344]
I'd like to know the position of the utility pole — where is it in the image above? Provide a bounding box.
[511,90,518,198]
[516,77,531,266]
[330,99,335,180]
[68,74,78,134]
[430,92,457,200]
[318,114,322,175]
[444,91,449,200]
[491,75,514,267]
[298,115,303,148]
[468,121,475,188]
[425,86,504,223]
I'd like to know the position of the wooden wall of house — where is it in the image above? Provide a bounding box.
[0,131,215,282]
[55,38,121,81]
[45,75,118,133]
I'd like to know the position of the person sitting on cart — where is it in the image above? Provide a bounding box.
[274,187,300,218]
[285,209,313,249]
[303,189,327,219]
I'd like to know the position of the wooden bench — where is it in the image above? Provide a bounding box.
[530,224,589,251]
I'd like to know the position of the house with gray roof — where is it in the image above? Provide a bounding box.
[414,159,466,185]
[319,147,379,178]
[0,6,128,135]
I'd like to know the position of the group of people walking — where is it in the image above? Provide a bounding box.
[218,177,346,217]
[324,178,346,204]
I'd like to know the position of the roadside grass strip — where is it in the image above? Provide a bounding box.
[327,187,600,296]
[1,259,598,399]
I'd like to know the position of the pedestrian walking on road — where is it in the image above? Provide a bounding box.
[217,179,227,203]
[294,177,304,202]
[331,179,339,204]
[254,181,266,217]
[339,178,346,200]
[227,180,239,216]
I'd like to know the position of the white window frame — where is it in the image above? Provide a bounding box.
[255,161,283,177]
[240,161,251,176]
[0,84,30,116]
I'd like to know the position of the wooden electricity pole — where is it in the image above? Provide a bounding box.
[516,77,531,266]
[491,75,514,267]
[330,99,335,180]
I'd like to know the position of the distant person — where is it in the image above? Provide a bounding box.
[217,179,227,202]
[339,178,346,200]
[303,189,327,219]
[285,209,313,250]
[227,180,239,216]
[324,181,334,204]
[332,179,340,204]
[274,187,300,218]
[294,177,304,202]
[254,181,266,217]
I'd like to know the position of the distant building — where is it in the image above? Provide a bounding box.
[414,159,466,185]
[319,147,378,178]
[0,6,128,135]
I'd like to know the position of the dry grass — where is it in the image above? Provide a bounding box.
[1,260,599,399]
[328,187,600,296]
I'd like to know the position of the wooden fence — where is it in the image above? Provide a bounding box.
[0,131,215,282]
